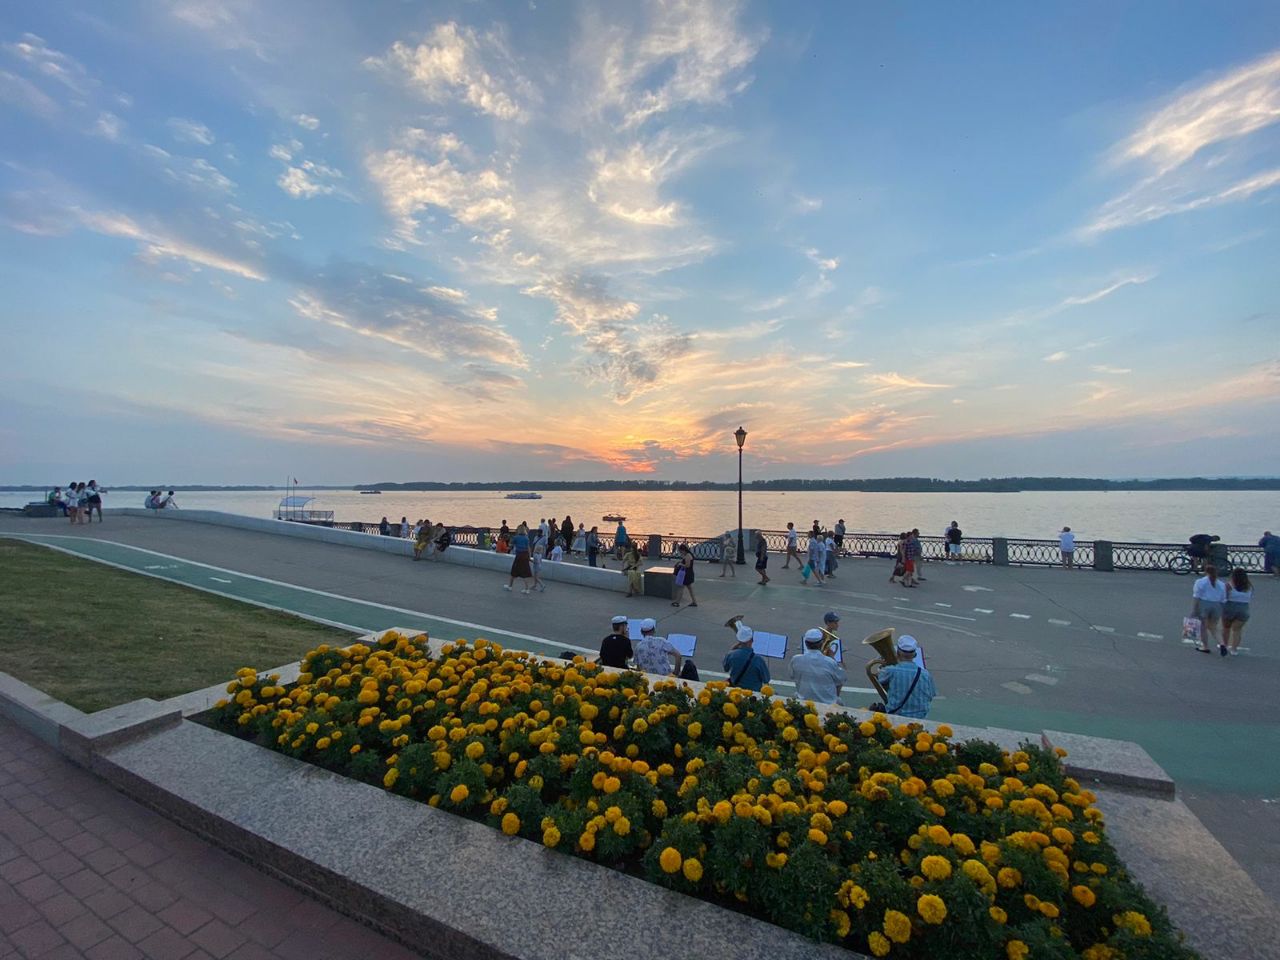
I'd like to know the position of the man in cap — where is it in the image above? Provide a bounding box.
[599,615,633,669]
[789,628,845,704]
[722,622,770,692]
[875,635,935,719]
[632,618,683,677]
[820,611,842,660]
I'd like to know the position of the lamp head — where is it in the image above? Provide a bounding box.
[734,426,747,449]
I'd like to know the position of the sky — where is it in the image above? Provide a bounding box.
[1,1,1278,485]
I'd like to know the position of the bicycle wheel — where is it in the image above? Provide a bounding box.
[1168,554,1193,575]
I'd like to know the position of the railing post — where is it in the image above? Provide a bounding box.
[1093,540,1113,572]
[992,537,1009,566]
[1210,542,1229,571]
[647,534,663,560]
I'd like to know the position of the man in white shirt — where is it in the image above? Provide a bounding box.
[789,628,845,703]
[632,619,682,677]
[1059,527,1076,569]
[783,523,800,568]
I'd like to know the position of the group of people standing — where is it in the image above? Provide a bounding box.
[47,482,106,522]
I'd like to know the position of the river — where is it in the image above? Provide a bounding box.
[5,489,1277,544]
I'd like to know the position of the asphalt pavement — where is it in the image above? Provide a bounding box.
[3,515,1276,904]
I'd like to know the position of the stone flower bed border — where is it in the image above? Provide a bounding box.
[0,631,1274,960]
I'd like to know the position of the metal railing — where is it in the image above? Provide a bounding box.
[286,518,1268,573]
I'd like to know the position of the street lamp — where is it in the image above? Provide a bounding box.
[734,426,748,564]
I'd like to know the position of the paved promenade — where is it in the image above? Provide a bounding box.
[0,717,420,960]
[2,514,1277,906]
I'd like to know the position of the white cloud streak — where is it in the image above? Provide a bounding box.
[167,117,215,145]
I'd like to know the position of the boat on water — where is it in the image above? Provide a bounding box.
[603,513,626,523]
[505,492,542,500]
[359,490,382,495]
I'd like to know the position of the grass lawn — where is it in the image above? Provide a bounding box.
[0,538,355,712]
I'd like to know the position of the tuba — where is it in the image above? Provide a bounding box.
[818,624,840,657]
[724,614,745,633]
[861,628,897,703]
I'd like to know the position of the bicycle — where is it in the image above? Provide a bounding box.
[1168,548,1233,576]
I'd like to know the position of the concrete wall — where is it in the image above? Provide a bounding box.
[111,508,628,592]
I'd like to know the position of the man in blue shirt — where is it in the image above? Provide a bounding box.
[876,635,936,719]
[722,623,770,692]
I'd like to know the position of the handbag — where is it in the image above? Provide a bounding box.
[674,567,687,586]
[1181,616,1202,644]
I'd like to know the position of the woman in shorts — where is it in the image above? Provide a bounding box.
[1190,564,1227,654]
[1222,568,1253,657]
[66,482,81,524]
[718,533,735,578]
[85,480,105,522]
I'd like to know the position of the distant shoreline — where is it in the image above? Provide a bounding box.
[3,477,1279,494]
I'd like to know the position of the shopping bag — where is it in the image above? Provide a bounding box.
[802,562,812,578]
[1181,616,1202,644]
[674,567,687,586]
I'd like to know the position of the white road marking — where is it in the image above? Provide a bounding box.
[1092,625,1116,633]
[963,585,994,592]
[1048,618,1071,626]
[974,608,994,614]
[933,602,952,608]
[1181,637,1199,645]
[1137,632,1163,640]
[144,564,179,570]
[209,577,233,584]
[1025,674,1059,686]
[1009,613,1031,620]
[891,606,977,621]
[1001,681,1033,695]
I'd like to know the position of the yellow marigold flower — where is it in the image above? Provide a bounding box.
[782,726,799,742]
[613,816,631,836]
[917,893,946,925]
[858,721,877,737]
[580,831,596,852]
[501,813,520,835]
[652,799,668,818]
[867,931,890,958]
[465,742,485,760]
[997,867,1021,888]
[682,857,703,882]
[490,798,508,816]
[1114,910,1152,937]
[1072,884,1096,907]
[687,721,702,739]
[883,909,911,944]
[808,828,828,845]
[659,847,682,873]
[315,737,331,750]
[826,799,848,817]
[830,908,851,938]
[981,841,1001,864]
[542,826,560,847]
[383,768,399,788]
[1007,940,1029,960]
[766,852,788,869]
[952,833,975,856]
[758,760,779,777]
[926,825,951,846]
[920,855,952,881]
[602,776,621,794]
[449,783,469,804]
[989,906,1007,924]
[579,703,598,720]
[1091,862,1108,875]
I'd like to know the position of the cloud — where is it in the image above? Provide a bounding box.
[0,69,59,116]
[75,208,266,280]
[293,113,320,130]
[791,193,822,214]
[523,274,692,402]
[278,162,342,198]
[366,142,513,235]
[1091,365,1132,375]
[367,23,526,120]
[4,33,93,96]
[143,145,236,193]
[1081,48,1280,237]
[591,0,766,129]
[1060,272,1156,306]
[167,117,215,145]
[167,0,269,58]
[862,372,953,393]
[1042,351,1069,363]
[94,111,123,140]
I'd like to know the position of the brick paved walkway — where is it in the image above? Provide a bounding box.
[0,718,421,960]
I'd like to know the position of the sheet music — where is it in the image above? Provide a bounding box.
[668,633,697,657]
[626,619,644,641]
[830,638,843,663]
[751,631,788,659]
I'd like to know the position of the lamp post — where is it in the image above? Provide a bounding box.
[734,426,747,564]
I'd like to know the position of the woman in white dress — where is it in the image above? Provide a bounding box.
[572,523,587,556]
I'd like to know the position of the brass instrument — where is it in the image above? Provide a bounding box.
[818,625,840,657]
[861,628,897,703]
[724,614,745,633]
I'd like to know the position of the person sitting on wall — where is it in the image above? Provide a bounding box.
[874,635,936,719]
[723,623,770,692]
[599,615,633,669]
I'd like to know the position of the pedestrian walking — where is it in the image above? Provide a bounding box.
[1190,564,1227,654]
[1222,568,1253,656]
[901,531,920,587]
[623,542,643,596]
[531,531,548,592]
[889,532,906,583]
[672,542,698,607]
[824,532,838,578]
[754,533,770,584]
[803,530,826,586]
[614,521,628,560]
[946,521,962,558]
[910,529,926,581]
[783,522,800,568]
[504,523,535,594]
[1059,527,1076,568]
[718,533,736,578]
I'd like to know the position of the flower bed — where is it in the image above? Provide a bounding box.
[212,631,1197,960]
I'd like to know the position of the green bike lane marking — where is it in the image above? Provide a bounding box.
[9,533,1274,797]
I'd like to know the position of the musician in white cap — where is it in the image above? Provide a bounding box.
[877,635,936,719]
[632,618,683,677]
[789,628,846,704]
[722,622,770,692]
[598,615,633,669]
